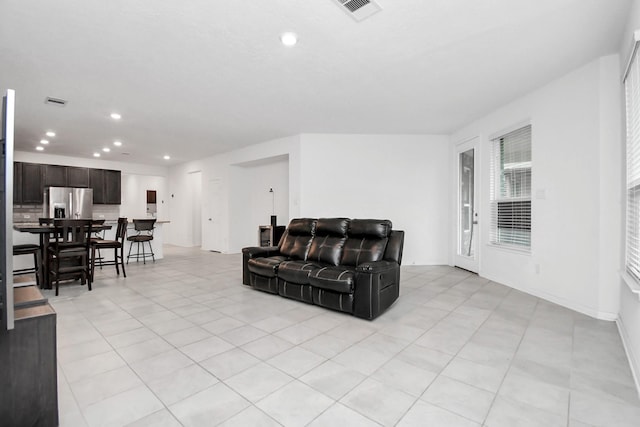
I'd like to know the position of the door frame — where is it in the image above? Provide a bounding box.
[454,137,480,273]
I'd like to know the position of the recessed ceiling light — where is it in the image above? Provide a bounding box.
[40,139,49,145]
[36,146,44,151]
[93,152,101,157]
[113,141,122,147]
[110,113,121,120]
[280,32,298,47]
[45,131,56,137]
[163,155,171,160]
[103,147,111,153]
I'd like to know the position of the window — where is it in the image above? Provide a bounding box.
[625,41,640,281]
[490,125,532,249]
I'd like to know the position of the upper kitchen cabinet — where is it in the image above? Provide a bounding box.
[89,169,105,203]
[14,162,121,205]
[67,167,90,188]
[19,162,43,203]
[90,169,121,204]
[104,170,121,204]
[43,164,66,187]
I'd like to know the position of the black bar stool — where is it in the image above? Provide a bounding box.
[127,219,156,264]
[90,219,106,266]
[13,244,42,287]
[91,217,128,279]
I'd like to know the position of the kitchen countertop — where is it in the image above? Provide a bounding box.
[111,219,170,224]
[14,219,170,226]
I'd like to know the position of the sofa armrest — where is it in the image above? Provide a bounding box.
[353,261,401,320]
[242,246,282,285]
[355,260,399,273]
[243,246,281,258]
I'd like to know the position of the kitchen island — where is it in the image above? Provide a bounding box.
[102,219,169,262]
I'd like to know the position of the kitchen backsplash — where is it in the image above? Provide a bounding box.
[13,204,120,223]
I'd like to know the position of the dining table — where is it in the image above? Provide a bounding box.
[14,223,112,289]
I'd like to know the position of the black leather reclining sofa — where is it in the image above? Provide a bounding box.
[242,218,404,320]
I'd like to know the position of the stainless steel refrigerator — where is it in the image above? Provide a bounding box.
[43,187,93,219]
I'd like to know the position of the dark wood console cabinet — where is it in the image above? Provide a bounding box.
[0,287,58,427]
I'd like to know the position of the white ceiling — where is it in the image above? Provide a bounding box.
[0,0,632,166]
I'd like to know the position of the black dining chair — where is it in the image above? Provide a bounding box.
[91,217,127,279]
[40,217,64,244]
[127,219,156,264]
[48,219,93,296]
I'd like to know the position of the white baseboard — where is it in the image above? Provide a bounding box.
[481,271,617,321]
[617,317,640,400]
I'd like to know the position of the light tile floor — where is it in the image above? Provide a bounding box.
[43,246,640,427]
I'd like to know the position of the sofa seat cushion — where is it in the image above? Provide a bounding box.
[309,267,355,294]
[278,279,313,303]
[312,287,354,314]
[277,260,320,284]
[247,256,287,278]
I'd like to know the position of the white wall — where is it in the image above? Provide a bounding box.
[618,0,640,398]
[167,133,451,263]
[120,173,169,221]
[229,156,289,251]
[451,55,622,320]
[168,135,300,251]
[299,134,451,265]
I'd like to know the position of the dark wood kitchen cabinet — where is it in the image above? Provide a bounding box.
[90,169,121,204]
[104,169,121,204]
[43,164,66,187]
[45,165,90,188]
[19,163,43,203]
[67,167,90,188]
[13,161,22,204]
[14,162,121,205]
[89,169,105,204]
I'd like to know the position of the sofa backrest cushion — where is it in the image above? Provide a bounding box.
[384,230,404,264]
[307,218,349,266]
[348,219,392,238]
[341,219,391,266]
[279,218,317,260]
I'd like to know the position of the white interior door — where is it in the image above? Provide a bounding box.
[454,138,479,273]
[188,171,202,247]
[203,178,224,252]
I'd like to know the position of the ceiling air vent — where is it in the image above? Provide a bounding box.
[44,97,68,107]
[333,0,382,22]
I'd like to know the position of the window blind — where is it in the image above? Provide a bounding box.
[625,43,640,281]
[489,125,532,249]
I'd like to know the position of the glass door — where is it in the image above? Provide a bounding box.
[455,138,479,273]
